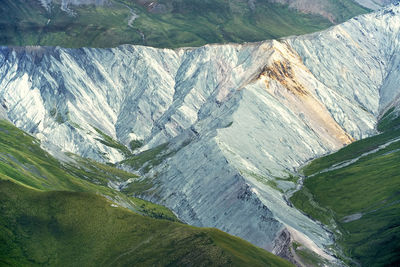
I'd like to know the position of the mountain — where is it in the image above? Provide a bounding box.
[0,0,369,48]
[0,120,292,266]
[1,3,400,266]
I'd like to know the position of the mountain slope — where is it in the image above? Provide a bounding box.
[0,0,369,48]
[1,4,400,265]
[0,42,348,263]
[0,119,177,221]
[291,116,400,266]
[0,120,292,266]
[0,181,292,267]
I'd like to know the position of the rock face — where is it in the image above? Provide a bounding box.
[1,4,400,263]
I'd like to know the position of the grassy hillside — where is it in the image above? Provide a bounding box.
[0,0,369,48]
[291,113,400,266]
[0,180,293,266]
[0,119,292,266]
[0,119,176,221]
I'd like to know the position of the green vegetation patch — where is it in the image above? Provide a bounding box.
[121,142,175,173]
[291,242,330,267]
[121,177,155,195]
[302,128,400,176]
[0,180,292,267]
[0,0,369,48]
[64,154,138,187]
[129,139,144,150]
[0,120,176,221]
[93,127,132,157]
[378,107,400,132]
[291,123,400,266]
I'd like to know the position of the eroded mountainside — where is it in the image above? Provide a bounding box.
[0,4,400,265]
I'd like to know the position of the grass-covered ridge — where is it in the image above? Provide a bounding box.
[291,115,400,266]
[0,180,293,266]
[0,119,176,221]
[0,0,369,48]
